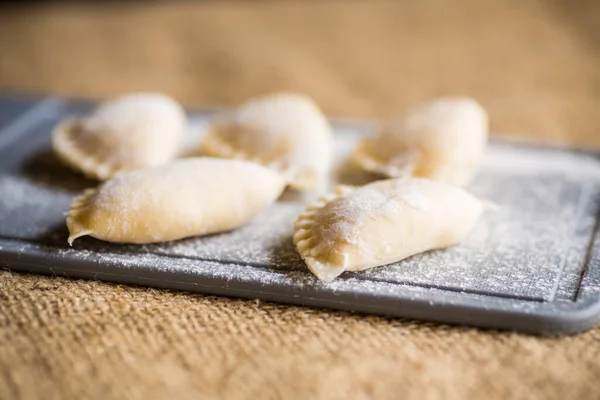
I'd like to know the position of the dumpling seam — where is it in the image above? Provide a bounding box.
[202,129,319,190]
[52,119,125,180]
[65,188,98,218]
[293,184,355,263]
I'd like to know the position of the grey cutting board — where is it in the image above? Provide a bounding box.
[1,93,599,335]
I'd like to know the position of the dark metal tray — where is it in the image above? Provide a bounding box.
[1,93,599,335]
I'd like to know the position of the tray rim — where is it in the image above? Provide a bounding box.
[1,93,600,335]
[1,234,599,336]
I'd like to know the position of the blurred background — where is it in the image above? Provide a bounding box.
[0,0,598,146]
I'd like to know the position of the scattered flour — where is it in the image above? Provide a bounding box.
[0,112,599,303]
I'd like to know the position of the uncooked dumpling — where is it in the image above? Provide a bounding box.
[293,178,484,282]
[200,93,333,192]
[52,92,186,180]
[67,158,286,244]
[353,97,488,186]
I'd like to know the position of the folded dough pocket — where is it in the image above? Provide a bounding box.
[52,92,186,180]
[200,92,333,192]
[293,178,484,282]
[66,158,286,244]
[352,97,488,187]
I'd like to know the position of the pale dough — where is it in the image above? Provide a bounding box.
[66,158,286,244]
[52,92,186,180]
[200,92,333,192]
[353,97,488,186]
[293,178,484,282]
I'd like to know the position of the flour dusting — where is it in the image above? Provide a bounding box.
[0,109,599,303]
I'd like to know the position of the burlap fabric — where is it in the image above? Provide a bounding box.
[0,1,599,399]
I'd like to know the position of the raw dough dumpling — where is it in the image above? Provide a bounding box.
[67,158,286,244]
[52,92,186,180]
[200,93,333,192]
[353,97,488,186]
[293,178,484,282]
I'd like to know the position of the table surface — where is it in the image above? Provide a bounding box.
[1,1,600,399]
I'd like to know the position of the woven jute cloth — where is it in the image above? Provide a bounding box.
[1,1,599,399]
